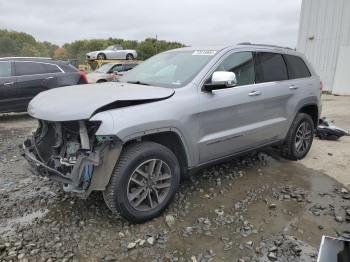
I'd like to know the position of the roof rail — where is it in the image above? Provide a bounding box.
[0,57,53,60]
[237,42,293,50]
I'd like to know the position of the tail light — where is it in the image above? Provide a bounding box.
[320,81,324,91]
[79,70,88,84]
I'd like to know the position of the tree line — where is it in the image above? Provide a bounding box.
[0,29,185,62]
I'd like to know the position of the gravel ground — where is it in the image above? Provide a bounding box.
[1,103,350,262]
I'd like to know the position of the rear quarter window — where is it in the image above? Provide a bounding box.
[255,52,288,83]
[283,54,311,79]
[44,63,62,73]
[59,64,78,73]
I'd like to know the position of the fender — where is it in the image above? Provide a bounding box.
[284,96,320,137]
[90,110,195,168]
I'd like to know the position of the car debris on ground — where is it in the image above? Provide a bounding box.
[316,117,349,140]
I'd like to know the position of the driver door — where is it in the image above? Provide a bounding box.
[113,46,124,59]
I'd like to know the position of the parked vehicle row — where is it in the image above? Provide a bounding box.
[22,43,322,223]
[0,57,88,113]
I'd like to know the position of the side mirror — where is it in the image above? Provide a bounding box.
[203,71,237,92]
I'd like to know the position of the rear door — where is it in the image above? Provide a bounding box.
[14,61,49,109]
[0,61,19,112]
[253,51,296,140]
[41,62,61,88]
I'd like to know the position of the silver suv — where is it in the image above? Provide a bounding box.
[23,43,321,222]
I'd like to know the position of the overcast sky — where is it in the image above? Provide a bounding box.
[0,0,302,47]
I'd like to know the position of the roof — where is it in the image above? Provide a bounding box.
[236,42,294,50]
[168,43,296,53]
[0,57,52,60]
[0,57,69,65]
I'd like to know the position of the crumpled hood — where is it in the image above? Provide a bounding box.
[28,82,175,121]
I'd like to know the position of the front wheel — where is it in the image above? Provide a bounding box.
[97,53,106,60]
[280,113,314,160]
[103,142,180,223]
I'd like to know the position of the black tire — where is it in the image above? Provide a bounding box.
[126,53,134,60]
[280,113,314,160]
[97,79,107,83]
[103,142,180,223]
[97,53,106,60]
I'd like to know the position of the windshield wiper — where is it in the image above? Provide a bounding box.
[127,81,150,86]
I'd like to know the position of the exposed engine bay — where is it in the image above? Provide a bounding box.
[22,120,121,196]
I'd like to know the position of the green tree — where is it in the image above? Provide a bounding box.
[0,29,185,63]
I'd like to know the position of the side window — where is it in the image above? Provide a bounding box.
[124,64,137,71]
[214,52,255,86]
[255,52,288,83]
[283,55,311,79]
[0,62,12,77]
[112,65,124,72]
[60,64,78,73]
[15,62,46,76]
[44,63,62,73]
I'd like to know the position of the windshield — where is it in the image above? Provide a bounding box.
[105,46,115,50]
[95,64,114,73]
[119,50,217,88]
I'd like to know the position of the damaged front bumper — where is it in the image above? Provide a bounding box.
[22,136,122,198]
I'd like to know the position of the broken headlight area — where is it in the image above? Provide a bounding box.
[22,120,118,193]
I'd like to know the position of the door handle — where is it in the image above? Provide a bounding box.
[3,82,14,86]
[289,85,299,90]
[248,91,261,96]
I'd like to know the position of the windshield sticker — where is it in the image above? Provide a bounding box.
[192,50,217,56]
[172,80,182,85]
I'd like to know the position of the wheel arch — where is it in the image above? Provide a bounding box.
[126,53,134,59]
[123,130,190,179]
[298,103,319,128]
[97,52,106,59]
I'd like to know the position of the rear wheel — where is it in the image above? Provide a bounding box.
[103,142,180,223]
[280,113,314,160]
[97,79,107,83]
[126,53,134,60]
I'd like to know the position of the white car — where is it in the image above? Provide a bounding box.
[86,45,137,60]
[86,63,138,83]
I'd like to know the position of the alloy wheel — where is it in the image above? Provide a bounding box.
[127,159,172,211]
[295,121,312,154]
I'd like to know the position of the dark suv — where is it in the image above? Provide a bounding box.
[0,57,87,113]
